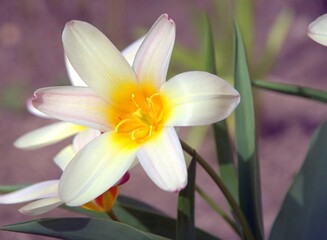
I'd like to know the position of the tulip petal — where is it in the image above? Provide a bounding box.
[160,71,240,126]
[53,145,76,171]
[59,132,138,206]
[65,56,87,87]
[308,14,327,46]
[62,20,138,104]
[73,129,101,151]
[27,98,50,118]
[121,36,145,66]
[32,86,112,132]
[133,14,175,89]
[19,197,62,216]
[14,122,86,150]
[0,180,59,204]
[137,127,187,191]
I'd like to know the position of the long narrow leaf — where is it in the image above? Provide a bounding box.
[269,119,327,240]
[177,157,196,240]
[65,195,219,240]
[234,20,263,240]
[0,184,29,193]
[252,79,327,103]
[1,218,168,240]
[204,13,238,201]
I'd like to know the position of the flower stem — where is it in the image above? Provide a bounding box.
[180,140,254,240]
[196,184,242,237]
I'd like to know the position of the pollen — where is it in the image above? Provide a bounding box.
[115,91,165,143]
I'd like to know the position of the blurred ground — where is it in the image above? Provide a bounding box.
[1,0,327,239]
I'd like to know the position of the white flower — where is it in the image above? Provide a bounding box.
[308,13,327,46]
[32,14,240,206]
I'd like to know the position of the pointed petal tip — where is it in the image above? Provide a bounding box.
[162,13,174,24]
[307,14,327,46]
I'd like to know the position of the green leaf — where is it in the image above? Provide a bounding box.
[234,20,263,240]
[65,194,218,240]
[177,158,196,240]
[0,184,29,193]
[269,119,327,240]
[1,218,168,240]
[252,79,327,103]
[203,13,217,75]
[256,8,293,78]
[203,12,238,202]
[235,0,255,58]
[117,196,219,240]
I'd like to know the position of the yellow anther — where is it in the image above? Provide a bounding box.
[115,92,164,143]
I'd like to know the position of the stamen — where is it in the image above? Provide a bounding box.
[115,92,164,143]
[131,93,140,108]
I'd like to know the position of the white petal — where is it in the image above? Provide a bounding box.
[32,86,112,132]
[19,198,62,216]
[160,71,240,126]
[308,14,327,46]
[14,122,86,150]
[65,56,87,87]
[0,180,59,204]
[26,98,50,118]
[121,36,145,66]
[63,20,138,104]
[133,14,175,89]
[137,127,187,191]
[73,129,101,151]
[59,132,138,206]
[53,145,76,171]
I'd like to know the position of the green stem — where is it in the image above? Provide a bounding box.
[196,184,242,237]
[252,79,327,103]
[181,140,254,240]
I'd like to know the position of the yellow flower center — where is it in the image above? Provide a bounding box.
[114,90,165,143]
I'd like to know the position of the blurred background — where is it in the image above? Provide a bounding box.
[1,0,327,239]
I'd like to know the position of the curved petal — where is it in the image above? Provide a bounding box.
[73,129,101,151]
[137,127,187,191]
[308,14,327,46]
[65,56,87,87]
[27,98,50,118]
[62,20,138,104]
[133,14,175,89]
[0,180,59,204]
[14,122,86,150]
[53,145,76,171]
[32,86,112,132]
[121,36,145,66]
[160,71,240,126]
[59,132,138,206]
[19,197,62,216]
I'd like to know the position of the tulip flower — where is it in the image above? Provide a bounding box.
[308,13,327,46]
[32,14,240,206]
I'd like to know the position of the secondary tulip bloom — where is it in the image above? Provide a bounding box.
[308,13,327,46]
[0,131,129,215]
[32,14,240,206]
